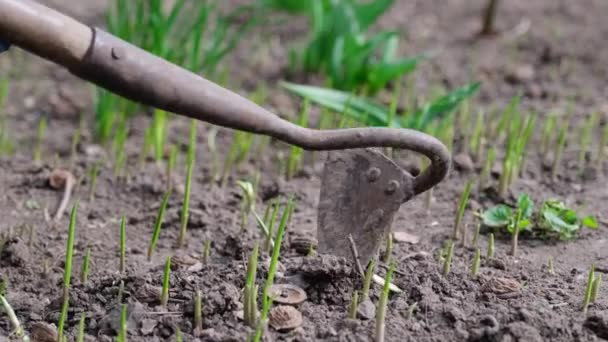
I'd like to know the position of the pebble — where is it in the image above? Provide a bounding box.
[453,153,475,172]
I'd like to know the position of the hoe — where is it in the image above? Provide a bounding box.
[0,0,450,266]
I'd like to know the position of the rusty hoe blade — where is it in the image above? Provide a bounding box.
[0,0,451,265]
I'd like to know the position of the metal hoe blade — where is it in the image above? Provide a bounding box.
[318,148,415,266]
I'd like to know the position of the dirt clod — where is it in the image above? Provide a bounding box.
[30,322,58,342]
[269,305,303,331]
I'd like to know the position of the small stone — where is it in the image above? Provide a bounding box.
[506,64,535,83]
[30,322,58,342]
[269,284,307,305]
[393,232,420,244]
[453,153,475,172]
[356,298,375,320]
[584,314,608,340]
[140,319,157,335]
[269,305,302,331]
[481,276,521,299]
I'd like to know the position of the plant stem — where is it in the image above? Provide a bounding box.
[80,247,91,284]
[76,312,86,342]
[471,248,481,277]
[551,122,569,181]
[510,208,523,256]
[453,180,473,240]
[244,243,259,327]
[471,222,481,247]
[361,259,376,300]
[442,240,454,277]
[487,233,495,258]
[383,233,393,264]
[194,290,203,333]
[120,215,126,274]
[177,121,196,247]
[118,303,127,342]
[583,264,595,313]
[147,190,171,261]
[33,117,47,163]
[591,274,601,303]
[0,295,28,340]
[348,290,359,319]
[58,202,78,342]
[202,240,211,265]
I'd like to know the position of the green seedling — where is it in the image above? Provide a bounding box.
[221,131,254,185]
[597,123,608,173]
[551,121,569,181]
[202,240,211,264]
[207,127,221,182]
[139,127,153,168]
[0,295,29,341]
[33,116,47,163]
[487,233,495,258]
[117,280,125,304]
[194,290,203,334]
[442,240,454,277]
[176,327,182,342]
[453,180,473,240]
[510,208,523,256]
[120,215,126,273]
[591,274,601,302]
[113,113,129,177]
[119,303,127,342]
[237,180,256,230]
[480,0,500,35]
[471,221,481,247]
[348,290,359,319]
[161,256,171,307]
[151,109,168,164]
[0,78,14,156]
[77,313,86,342]
[253,197,294,342]
[478,146,496,194]
[80,247,91,283]
[287,99,309,179]
[147,190,171,261]
[263,200,279,252]
[177,120,196,248]
[578,113,596,174]
[547,256,555,275]
[471,248,481,277]
[582,264,595,313]
[88,161,100,202]
[375,262,396,342]
[482,193,598,240]
[283,82,480,132]
[166,144,179,189]
[540,114,556,157]
[383,233,393,264]
[470,110,485,161]
[361,259,376,300]
[58,203,78,342]
[406,302,418,319]
[244,243,259,327]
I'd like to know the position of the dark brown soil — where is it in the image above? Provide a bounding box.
[1,0,607,341]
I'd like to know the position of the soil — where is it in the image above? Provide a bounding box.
[1,0,608,341]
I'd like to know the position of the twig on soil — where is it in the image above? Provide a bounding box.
[347,234,365,277]
[0,294,29,341]
[50,169,75,221]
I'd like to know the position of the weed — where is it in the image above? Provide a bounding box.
[80,247,91,283]
[147,190,171,261]
[120,215,126,274]
[33,116,47,163]
[487,233,495,258]
[348,290,359,319]
[244,243,259,327]
[283,82,480,132]
[161,256,171,307]
[202,240,211,265]
[551,120,569,181]
[119,303,127,342]
[237,180,256,230]
[361,259,376,300]
[177,120,196,247]
[453,180,473,240]
[58,203,78,342]
[375,262,396,342]
[582,264,595,313]
[471,248,481,277]
[442,240,454,277]
[88,161,101,202]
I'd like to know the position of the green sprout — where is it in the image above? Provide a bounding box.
[547,256,555,275]
[147,190,171,261]
[591,274,601,303]
[348,290,359,319]
[551,120,569,181]
[244,243,259,327]
[176,327,182,342]
[253,197,294,342]
[33,116,47,163]
[237,180,256,230]
[406,302,418,319]
[582,264,595,314]
[0,78,15,156]
[221,132,254,186]
[375,262,396,342]
[177,120,196,248]
[442,240,454,277]
[453,180,473,240]
[88,161,101,202]
[113,113,129,177]
[70,117,83,168]
[478,146,496,194]
[120,215,127,274]
[152,109,168,164]
[161,256,171,307]
[361,259,376,300]
[383,233,393,264]
[58,203,78,342]
[0,295,29,341]
[263,200,279,252]
[194,290,203,334]
[471,248,481,277]
[118,303,127,342]
[80,247,91,284]
[578,113,597,175]
[487,233,495,258]
[470,110,485,161]
[166,144,179,189]
[287,99,309,179]
[202,240,211,265]
[540,114,556,157]
[471,221,481,247]
[77,313,86,342]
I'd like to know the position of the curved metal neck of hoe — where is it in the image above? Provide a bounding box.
[0,0,450,195]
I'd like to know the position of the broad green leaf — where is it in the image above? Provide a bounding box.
[516,193,534,219]
[582,215,598,229]
[482,205,512,228]
[354,0,395,29]
[367,57,419,93]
